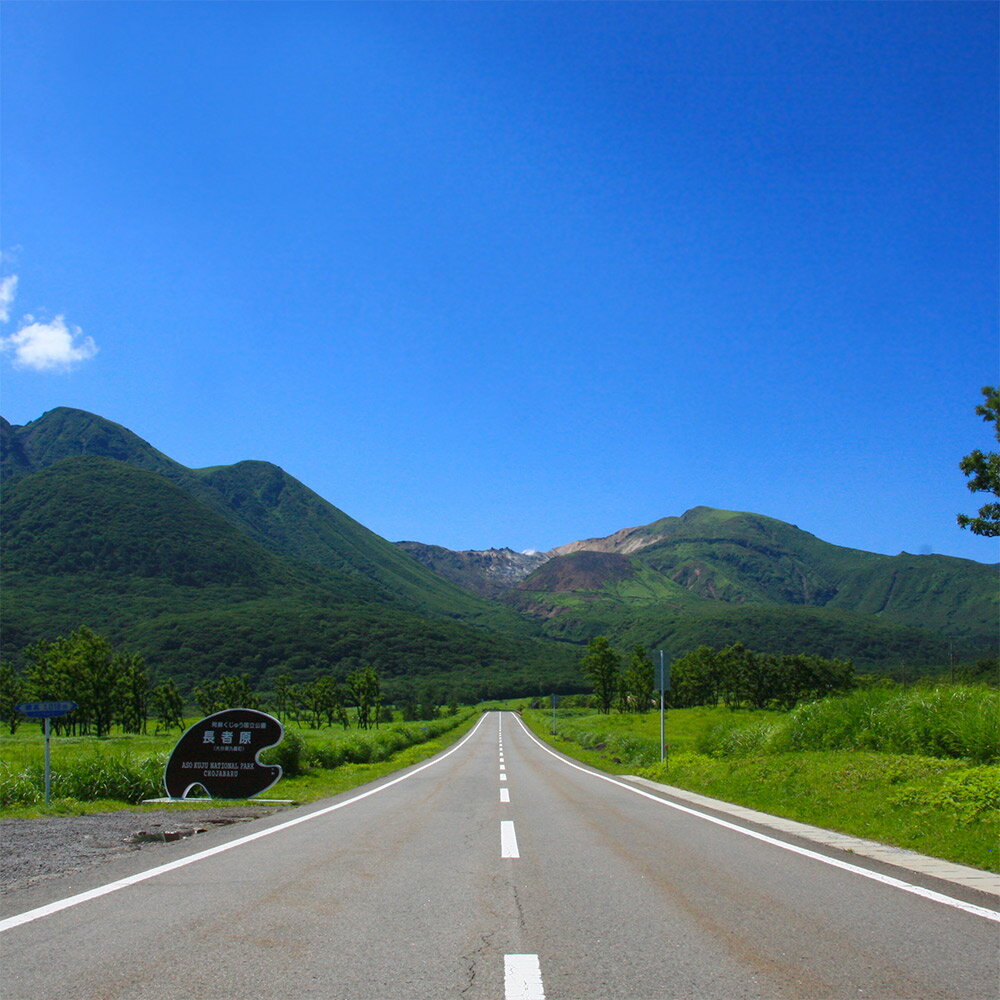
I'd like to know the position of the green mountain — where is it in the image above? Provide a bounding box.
[1,409,578,698]
[507,507,998,666]
[2,409,524,626]
[3,408,994,690]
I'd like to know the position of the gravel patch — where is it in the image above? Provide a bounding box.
[0,806,286,895]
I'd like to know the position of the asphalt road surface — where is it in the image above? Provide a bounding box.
[2,711,997,999]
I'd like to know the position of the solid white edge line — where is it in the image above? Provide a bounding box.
[511,713,1000,924]
[505,953,545,999]
[501,819,520,858]
[0,711,495,933]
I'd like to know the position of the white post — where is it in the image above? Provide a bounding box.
[659,650,665,763]
[44,716,52,806]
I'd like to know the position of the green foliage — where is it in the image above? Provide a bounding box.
[193,673,260,715]
[524,706,1000,871]
[260,729,306,777]
[150,678,185,731]
[293,675,350,729]
[638,750,1000,871]
[348,665,382,730]
[0,662,25,734]
[954,657,999,686]
[515,505,998,663]
[0,752,165,807]
[773,685,999,763]
[958,386,1000,536]
[694,717,776,757]
[581,636,620,714]
[0,710,476,808]
[669,643,854,711]
[891,766,1000,826]
[679,684,999,764]
[22,627,149,737]
[620,646,656,713]
[1,411,581,699]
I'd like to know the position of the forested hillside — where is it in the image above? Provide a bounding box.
[505,508,997,665]
[2,408,995,694]
[1,410,579,699]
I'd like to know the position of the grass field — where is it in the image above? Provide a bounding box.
[0,710,480,819]
[521,686,1000,873]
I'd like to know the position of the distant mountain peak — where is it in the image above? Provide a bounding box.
[394,541,549,599]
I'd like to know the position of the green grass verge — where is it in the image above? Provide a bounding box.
[520,708,1000,873]
[0,711,482,819]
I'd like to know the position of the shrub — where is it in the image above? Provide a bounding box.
[696,718,776,757]
[260,729,306,777]
[0,766,42,806]
[339,735,373,764]
[309,742,346,769]
[936,766,1000,822]
[777,685,999,762]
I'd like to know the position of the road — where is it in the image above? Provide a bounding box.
[2,711,997,999]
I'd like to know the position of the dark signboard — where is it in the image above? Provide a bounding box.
[163,708,284,800]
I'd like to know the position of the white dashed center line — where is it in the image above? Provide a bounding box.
[500,820,520,858]
[505,954,545,999]
[500,787,510,803]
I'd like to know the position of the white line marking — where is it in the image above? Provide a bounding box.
[505,953,545,999]
[500,772,507,782]
[510,713,1000,924]
[0,713,493,933]
[501,820,520,858]
[500,787,510,803]
[500,763,506,771]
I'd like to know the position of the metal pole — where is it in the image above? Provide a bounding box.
[44,716,51,806]
[659,650,665,763]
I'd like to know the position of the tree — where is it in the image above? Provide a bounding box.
[0,663,25,734]
[349,666,381,730]
[717,642,755,710]
[151,678,185,731]
[24,627,128,737]
[958,385,1000,536]
[671,646,721,708]
[581,636,620,714]
[117,652,149,734]
[194,674,259,716]
[298,678,326,729]
[271,672,294,722]
[621,647,656,713]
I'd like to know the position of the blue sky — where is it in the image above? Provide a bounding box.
[2,2,997,562]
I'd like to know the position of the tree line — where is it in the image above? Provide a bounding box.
[0,628,403,736]
[1,627,150,737]
[580,636,855,713]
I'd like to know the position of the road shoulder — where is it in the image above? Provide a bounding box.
[623,774,1000,900]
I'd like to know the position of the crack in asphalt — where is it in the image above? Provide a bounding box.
[460,931,496,995]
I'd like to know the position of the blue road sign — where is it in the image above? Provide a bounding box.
[16,701,78,718]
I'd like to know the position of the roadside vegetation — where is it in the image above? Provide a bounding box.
[523,680,999,872]
[0,707,480,818]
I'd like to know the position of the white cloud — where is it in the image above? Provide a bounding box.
[0,275,18,323]
[1,315,98,372]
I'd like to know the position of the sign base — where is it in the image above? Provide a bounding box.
[141,797,294,805]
